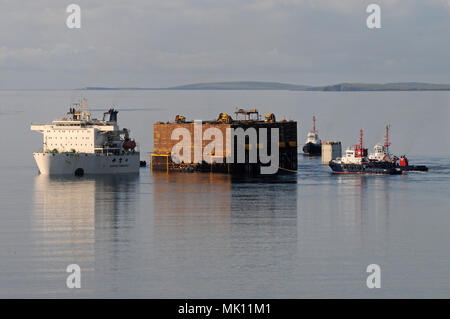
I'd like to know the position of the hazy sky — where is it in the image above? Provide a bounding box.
[1,0,450,88]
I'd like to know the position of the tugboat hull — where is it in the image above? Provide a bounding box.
[329,162,402,175]
[397,165,428,172]
[303,142,322,156]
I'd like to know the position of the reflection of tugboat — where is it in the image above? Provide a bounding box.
[329,129,401,175]
[369,125,428,172]
[303,116,322,155]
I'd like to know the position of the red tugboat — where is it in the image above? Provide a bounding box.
[368,125,428,172]
[329,129,401,174]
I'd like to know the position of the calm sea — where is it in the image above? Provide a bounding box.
[0,90,449,298]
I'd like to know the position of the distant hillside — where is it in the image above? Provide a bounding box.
[168,81,309,90]
[308,82,450,91]
[82,81,450,91]
[83,87,158,90]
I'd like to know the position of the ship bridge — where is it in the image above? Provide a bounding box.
[31,101,134,155]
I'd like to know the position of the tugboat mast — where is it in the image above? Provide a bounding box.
[360,129,363,151]
[384,124,391,155]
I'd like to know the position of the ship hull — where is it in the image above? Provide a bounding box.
[303,142,322,156]
[396,165,428,172]
[329,162,402,175]
[33,152,140,176]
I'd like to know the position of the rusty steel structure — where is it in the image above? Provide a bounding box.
[151,110,297,174]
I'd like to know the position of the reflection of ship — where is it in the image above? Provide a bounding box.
[302,116,322,156]
[34,174,139,232]
[32,174,139,296]
[329,129,401,175]
[30,99,140,176]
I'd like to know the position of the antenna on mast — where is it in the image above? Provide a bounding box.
[81,98,87,113]
[81,98,88,121]
[360,129,363,150]
[384,124,391,149]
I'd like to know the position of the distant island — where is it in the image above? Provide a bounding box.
[81,81,450,91]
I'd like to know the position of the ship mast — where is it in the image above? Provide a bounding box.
[360,129,363,150]
[384,124,391,154]
[81,98,87,120]
[313,116,316,133]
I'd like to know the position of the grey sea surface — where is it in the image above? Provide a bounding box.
[0,90,449,298]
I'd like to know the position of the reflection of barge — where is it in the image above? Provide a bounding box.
[151,109,297,175]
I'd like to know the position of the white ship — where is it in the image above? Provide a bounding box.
[368,125,392,162]
[31,99,140,176]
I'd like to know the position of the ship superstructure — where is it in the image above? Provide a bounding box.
[31,99,139,176]
[368,124,428,172]
[369,125,392,162]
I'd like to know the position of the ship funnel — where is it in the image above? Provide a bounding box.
[109,109,118,122]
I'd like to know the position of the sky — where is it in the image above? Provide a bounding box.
[1,0,450,89]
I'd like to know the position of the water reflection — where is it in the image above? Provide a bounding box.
[323,174,391,254]
[32,174,139,296]
[152,172,232,221]
[229,176,299,281]
[152,172,298,297]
